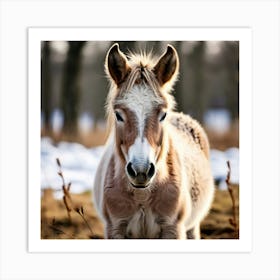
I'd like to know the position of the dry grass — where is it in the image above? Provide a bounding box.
[41,127,107,148]
[41,189,104,239]
[206,119,239,151]
[41,158,104,239]
[226,160,239,238]
[41,184,239,239]
[200,184,239,239]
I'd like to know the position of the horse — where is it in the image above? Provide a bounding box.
[93,43,214,239]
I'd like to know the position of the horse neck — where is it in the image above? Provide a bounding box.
[155,129,174,183]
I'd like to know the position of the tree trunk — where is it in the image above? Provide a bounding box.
[222,42,239,120]
[190,41,206,123]
[61,41,86,136]
[41,41,52,132]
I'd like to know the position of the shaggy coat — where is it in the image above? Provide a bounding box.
[93,43,214,239]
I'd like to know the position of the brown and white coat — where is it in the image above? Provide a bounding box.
[93,43,214,239]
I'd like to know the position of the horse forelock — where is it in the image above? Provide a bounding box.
[106,52,176,122]
[126,50,158,70]
[119,59,159,97]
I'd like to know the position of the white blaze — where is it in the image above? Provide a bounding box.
[127,137,155,168]
[120,84,161,166]
[121,84,159,137]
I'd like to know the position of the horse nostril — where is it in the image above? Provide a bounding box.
[126,162,137,178]
[147,163,155,179]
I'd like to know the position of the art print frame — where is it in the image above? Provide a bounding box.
[28,27,252,253]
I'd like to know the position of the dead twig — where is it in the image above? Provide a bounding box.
[226,160,239,238]
[49,218,76,239]
[56,158,74,222]
[75,206,95,237]
[55,158,95,238]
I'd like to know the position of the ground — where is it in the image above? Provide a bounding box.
[41,184,239,239]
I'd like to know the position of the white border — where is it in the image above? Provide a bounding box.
[28,27,252,253]
[1,1,279,279]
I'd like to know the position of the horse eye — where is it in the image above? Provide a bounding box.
[159,112,167,122]
[115,111,124,122]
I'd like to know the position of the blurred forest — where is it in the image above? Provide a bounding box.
[41,41,239,149]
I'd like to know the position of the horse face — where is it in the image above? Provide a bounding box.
[106,43,179,189]
[113,85,167,188]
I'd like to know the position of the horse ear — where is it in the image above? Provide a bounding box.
[106,43,130,86]
[153,45,179,87]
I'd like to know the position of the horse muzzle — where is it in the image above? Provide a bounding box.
[126,161,155,189]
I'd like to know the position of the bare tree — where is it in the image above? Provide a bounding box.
[171,41,184,112]
[189,41,206,123]
[61,41,86,136]
[222,41,239,120]
[41,41,52,132]
[116,41,136,53]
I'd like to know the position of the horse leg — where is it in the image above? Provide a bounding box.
[106,220,129,239]
[186,223,201,239]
